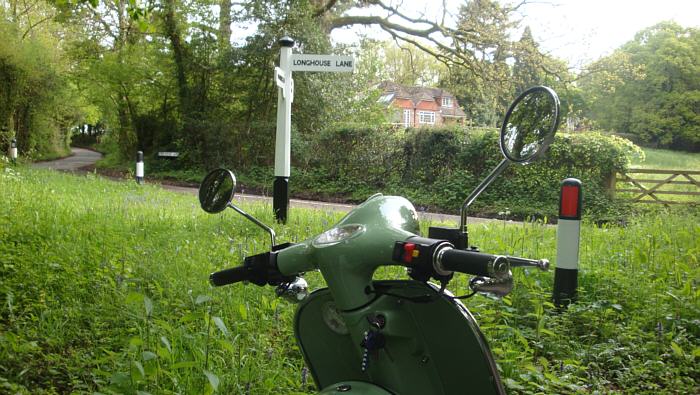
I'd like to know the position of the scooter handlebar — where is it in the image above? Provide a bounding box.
[209,249,297,288]
[210,266,249,286]
[436,248,510,278]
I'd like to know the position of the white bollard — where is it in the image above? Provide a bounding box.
[9,138,17,163]
[136,151,144,185]
[553,178,582,307]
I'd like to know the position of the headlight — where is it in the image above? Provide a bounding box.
[313,224,365,246]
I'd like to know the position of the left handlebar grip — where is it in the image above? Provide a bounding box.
[437,248,510,277]
[210,266,249,287]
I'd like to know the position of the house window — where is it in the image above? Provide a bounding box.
[442,97,452,107]
[403,109,413,127]
[418,111,435,125]
[378,93,395,104]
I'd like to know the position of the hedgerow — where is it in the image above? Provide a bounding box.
[238,127,643,221]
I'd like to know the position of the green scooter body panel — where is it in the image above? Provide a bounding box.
[295,280,505,395]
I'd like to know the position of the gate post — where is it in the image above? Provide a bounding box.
[605,171,616,198]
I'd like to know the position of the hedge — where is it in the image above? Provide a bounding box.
[237,127,643,221]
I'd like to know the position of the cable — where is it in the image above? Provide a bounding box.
[450,291,477,300]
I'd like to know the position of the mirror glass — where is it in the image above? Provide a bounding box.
[500,86,560,163]
[199,169,236,213]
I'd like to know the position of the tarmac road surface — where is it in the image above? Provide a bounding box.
[32,147,103,171]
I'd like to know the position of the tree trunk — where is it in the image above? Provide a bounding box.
[163,0,189,109]
[218,0,232,52]
[163,0,203,163]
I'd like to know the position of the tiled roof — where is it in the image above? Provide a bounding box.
[378,81,466,117]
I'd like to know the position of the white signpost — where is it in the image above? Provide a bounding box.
[273,37,355,223]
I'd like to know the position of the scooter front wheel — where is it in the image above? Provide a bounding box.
[319,381,394,394]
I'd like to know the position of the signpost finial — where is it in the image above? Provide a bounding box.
[279,36,294,47]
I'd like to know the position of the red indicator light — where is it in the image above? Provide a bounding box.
[560,185,580,218]
[403,243,416,263]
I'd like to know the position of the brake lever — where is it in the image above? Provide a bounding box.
[469,272,513,297]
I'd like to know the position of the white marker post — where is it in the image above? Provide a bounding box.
[553,178,582,307]
[9,138,17,164]
[273,36,355,223]
[136,151,144,185]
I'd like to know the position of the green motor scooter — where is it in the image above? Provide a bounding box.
[199,86,561,394]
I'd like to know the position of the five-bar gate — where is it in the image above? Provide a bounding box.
[616,168,700,204]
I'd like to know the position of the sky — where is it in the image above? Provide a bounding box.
[516,0,700,68]
[330,0,700,69]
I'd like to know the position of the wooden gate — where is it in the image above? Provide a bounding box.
[616,169,700,204]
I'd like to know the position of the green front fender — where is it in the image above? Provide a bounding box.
[295,281,505,395]
[318,381,394,394]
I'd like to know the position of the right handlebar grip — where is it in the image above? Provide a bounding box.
[210,266,249,287]
[439,249,509,277]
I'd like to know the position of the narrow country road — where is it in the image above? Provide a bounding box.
[33,147,499,225]
[32,147,103,171]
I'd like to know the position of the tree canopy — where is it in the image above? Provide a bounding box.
[579,21,700,151]
[2,0,697,163]
[0,0,82,157]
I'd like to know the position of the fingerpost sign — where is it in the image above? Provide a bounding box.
[273,37,355,223]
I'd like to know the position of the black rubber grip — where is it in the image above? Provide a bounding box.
[439,249,499,277]
[210,266,249,287]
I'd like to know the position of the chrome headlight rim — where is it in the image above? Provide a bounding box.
[312,223,366,247]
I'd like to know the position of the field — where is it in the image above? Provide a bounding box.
[632,148,700,170]
[1,166,698,394]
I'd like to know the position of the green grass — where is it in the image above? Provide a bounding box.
[632,148,700,170]
[1,166,698,394]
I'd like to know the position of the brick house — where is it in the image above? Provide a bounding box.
[378,82,467,127]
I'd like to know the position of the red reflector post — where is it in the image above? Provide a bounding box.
[554,178,582,307]
[559,179,582,220]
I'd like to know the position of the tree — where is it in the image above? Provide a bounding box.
[0,0,82,157]
[60,0,171,159]
[579,22,700,151]
[46,0,575,166]
[381,40,448,86]
[439,0,519,126]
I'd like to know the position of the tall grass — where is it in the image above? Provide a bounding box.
[1,167,698,394]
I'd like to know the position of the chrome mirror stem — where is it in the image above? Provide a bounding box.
[459,159,511,233]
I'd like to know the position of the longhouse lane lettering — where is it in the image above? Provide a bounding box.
[293,59,332,67]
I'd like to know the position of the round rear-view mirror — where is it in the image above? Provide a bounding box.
[199,168,236,213]
[500,86,560,163]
